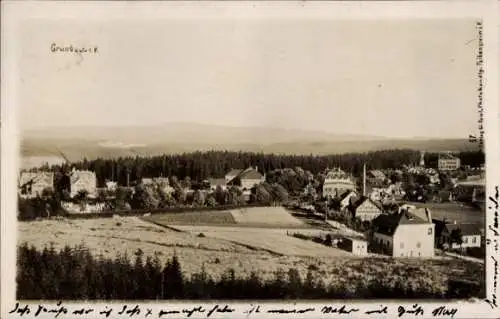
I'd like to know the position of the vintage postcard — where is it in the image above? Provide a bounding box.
[1,1,499,318]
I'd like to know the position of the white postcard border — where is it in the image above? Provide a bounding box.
[2,1,499,318]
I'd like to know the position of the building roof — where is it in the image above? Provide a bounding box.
[339,189,357,201]
[352,196,383,211]
[324,168,353,181]
[239,168,263,180]
[19,171,54,187]
[444,223,481,236]
[369,170,386,180]
[439,153,459,160]
[226,167,263,184]
[373,210,431,236]
[226,169,243,177]
[70,170,96,185]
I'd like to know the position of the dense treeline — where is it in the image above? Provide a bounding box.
[42,149,425,187]
[34,149,484,188]
[17,244,481,300]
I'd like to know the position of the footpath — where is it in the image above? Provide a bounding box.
[444,251,484,264]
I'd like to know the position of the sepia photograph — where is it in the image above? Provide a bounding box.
[1,1,499,318]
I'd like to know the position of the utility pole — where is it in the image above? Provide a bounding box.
[363,163,366,197]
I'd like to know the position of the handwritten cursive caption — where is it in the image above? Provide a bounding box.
[7,302,465,319]
[50,43,98,55]
[485,185,499,309]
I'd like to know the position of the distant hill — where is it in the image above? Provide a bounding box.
[21,123,478,162]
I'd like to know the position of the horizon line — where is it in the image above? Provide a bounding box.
[21,121,470,141]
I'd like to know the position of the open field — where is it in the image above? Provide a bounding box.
[143,207,309,229]
[168,225,350,257]
[18,216,483,292]
[230,207,306,226]
[411,202,485,227]
[144,211,237,226]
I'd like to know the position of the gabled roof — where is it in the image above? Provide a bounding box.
[444,223,481,236]
[369,170,386,180]
[70,170,96,185]
[227,167,263,183]
[373,210,430,236]
[352,196,383,211]
[19,171,54,187]
[339,189,357,201]
[226,169,243,177]
[439,153,459,160]
[238,168,263,180]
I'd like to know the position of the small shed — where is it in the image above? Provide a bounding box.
[338,236,368,256]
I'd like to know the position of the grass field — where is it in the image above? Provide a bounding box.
[144,211,237,226]
[18,216,484,292]
[143,207,309,229]
[168,225,350,257]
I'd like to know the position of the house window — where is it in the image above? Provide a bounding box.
[418,252,421,256]
[428,228,433,235]
[472,237,477,244]
[464,237,468,244]
[416,242,421,248]
[400,242,404,249]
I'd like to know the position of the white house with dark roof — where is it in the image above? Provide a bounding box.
[225,167,265,190]
[371,208,435,258]
[435,221,482,249]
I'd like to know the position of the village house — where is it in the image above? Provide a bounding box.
[337,236,368,256]
[69,169,97,198]
[207,178,227,191]
[105,181,118,191]
[434,220,482,249]
[225,167,265,190]
[322,168,356,199]
[367,170,387,186]
[438,153,461,171]
[19,171,54,198]
[338,190,358,211]
[348,196,383,222]
[371,207,435,258]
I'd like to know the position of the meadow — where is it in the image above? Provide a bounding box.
[17,213,484,295]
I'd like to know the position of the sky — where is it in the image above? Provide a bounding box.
[16,16,479,139]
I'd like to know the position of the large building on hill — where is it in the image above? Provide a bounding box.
[225,167,265,190]
[438,153,461,171]
[322,168,356,198]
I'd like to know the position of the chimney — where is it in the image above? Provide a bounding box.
[424,208,432,222]
[363,163,366,197]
